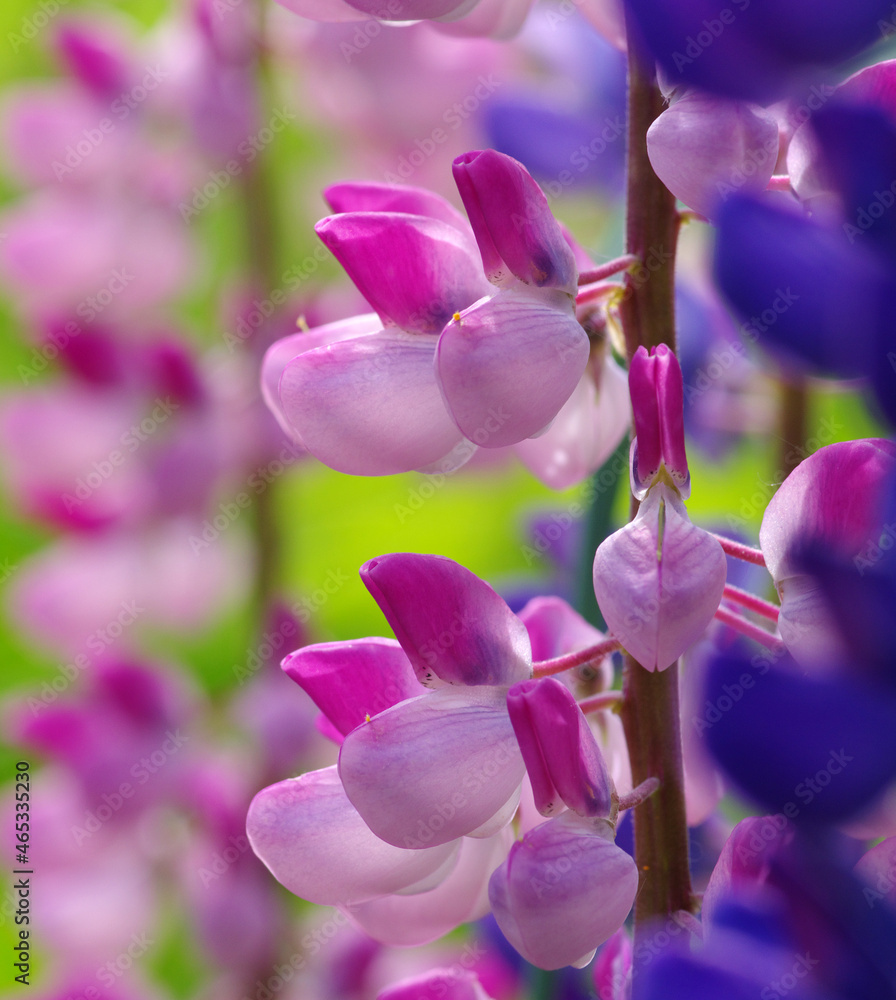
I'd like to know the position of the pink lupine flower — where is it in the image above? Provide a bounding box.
[263,151,589,475]
[276,0,534,40]
[646,90,780,219]
[489,678,638,969]
[377,968,497,1000]
[759,438,896,665]
[594,345,727,670]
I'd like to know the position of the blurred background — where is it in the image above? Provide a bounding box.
[0,0,884,996]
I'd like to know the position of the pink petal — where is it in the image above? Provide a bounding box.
[377,969,496,1000]
[452,150,577,292]
[324,181,472,235]
[759,438,896,583]
[275,0,375,21]
[278,328,466,475]
[432,0,533,38]
[507,678,614,818]
[646,92,779,219]
[437,290,589,447]
[346,830,511,946]
[360,552,532,687]
[315,212,488,334]
[593,484,727,671]
[514,356,630,491]
[338,687,525,848]
[628,344,689,498]
[344,0,476,17]
[282,638,425,738]
[488,812,638,970]
[517,595,607,664]
[246,766,458,906]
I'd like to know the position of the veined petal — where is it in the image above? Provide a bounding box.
[345,830,512,946]
[261,313,380,442]
[360,552,532,687]
[315,213,488,334]
[508,678,614,818]
[646,93,779,219]
[338,687,525,848]
[278,328,465,475]
[488,811,638,970]
[246,766,458,906]
[759,439,896,583]
[452,150,577,292]
[517,595,607,664]
[324,181,472,235]
[281,638,424,739]
[593,484,727,671]
[377,969,496,1000]
[437,290,588,447]
[514,356,630,491]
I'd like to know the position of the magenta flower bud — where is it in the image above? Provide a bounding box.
[628,344,689,499]
[593,483,727,671]
[507,677,613,819]
[488,811,638,970]
[452,150,578,294]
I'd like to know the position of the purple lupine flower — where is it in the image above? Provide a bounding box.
[377,968,496,1000]
[489,677,638,969]
[622,0,895,103]
[263,151,590,475]
[593,345,727,670]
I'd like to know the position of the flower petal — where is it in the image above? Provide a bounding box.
[437,290,589,447]
[261,313,380,443]
[345,830,511,946]
[453,150,578,292]
[488,812,638,970]
[377,969,495,1000]
[282,638,424,739]
[507,678,614,818]
[593,484,727,670]
[338,687,525,848]
[246,766,458,906]
[315,212,488,334]
[278,328,465,475]
[323,181,472,234]
[360,552,532,687]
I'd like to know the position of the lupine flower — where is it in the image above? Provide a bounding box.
[263,151,590,475]
[593,344,727,670]
[715,99,896,424]
[489,677,638,969]
[646,90,779,219]
[275,0,535,40]
[759,438,896,665]
[377,968,496,1000]
[622,0,895,103]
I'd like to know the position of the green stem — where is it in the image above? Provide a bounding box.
[615,16,694,983]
